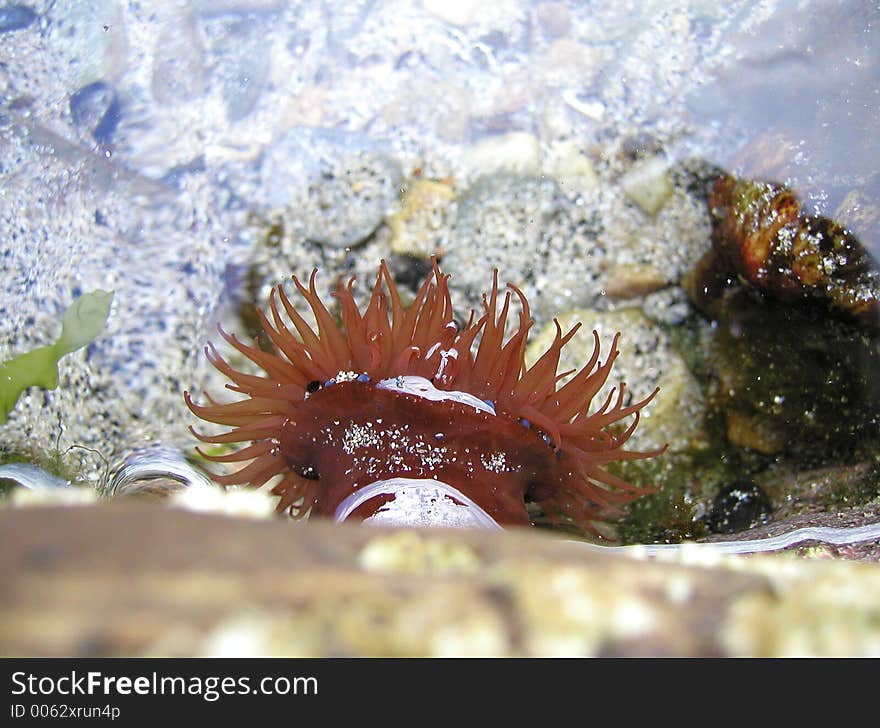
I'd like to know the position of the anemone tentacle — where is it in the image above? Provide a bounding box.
[185,258,664,532]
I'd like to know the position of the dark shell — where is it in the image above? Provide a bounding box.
[707,481,772,534]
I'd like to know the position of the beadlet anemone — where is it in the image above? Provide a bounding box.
[185,260,664,535]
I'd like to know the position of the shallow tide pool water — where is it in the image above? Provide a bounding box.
[1,0,879,552]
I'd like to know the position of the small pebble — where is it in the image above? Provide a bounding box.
[463,132,541,180]
[212,19,271,122]
[0,4,36,32]
[536,2,571,39]
[620,156,674,216]
[70,81,121,144]
[544,140,599,195]
[389,178,456,258]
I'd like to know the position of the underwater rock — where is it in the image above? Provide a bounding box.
[602,263,668,299]
[537,38,606,90]
[0,4,35,32]
[535,1,571,39]
[280,84,327,128]
[708,173,880,328]
[70,81,121,145]
[834,177,880,258]
[698,487,880,562]
[445,173,562,298]
[462,132,542,180]
[686,275,880,462]
[641,286,693,327]
[48,0,129,88]
[260,126,402,248]
[755,461,879,525]
[728,130,804,186]
[543,139,599,196]
[379,80,471,143]
[205,16,271,122]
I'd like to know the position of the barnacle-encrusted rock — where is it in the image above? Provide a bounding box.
[3,503,880,656]
[708,173,880,327]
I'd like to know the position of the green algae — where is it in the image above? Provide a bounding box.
[705,289,880,464]
[0,290,114,425]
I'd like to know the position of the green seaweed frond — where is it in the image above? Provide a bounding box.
[0,290,114,424]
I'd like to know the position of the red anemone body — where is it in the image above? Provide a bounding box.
[185,260,663,534]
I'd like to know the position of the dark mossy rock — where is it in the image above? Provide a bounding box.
[684,273,880,463]
[673,185,880,539]
[708,173,880,328]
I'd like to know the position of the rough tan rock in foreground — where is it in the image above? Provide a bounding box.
[1,502,878,656]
